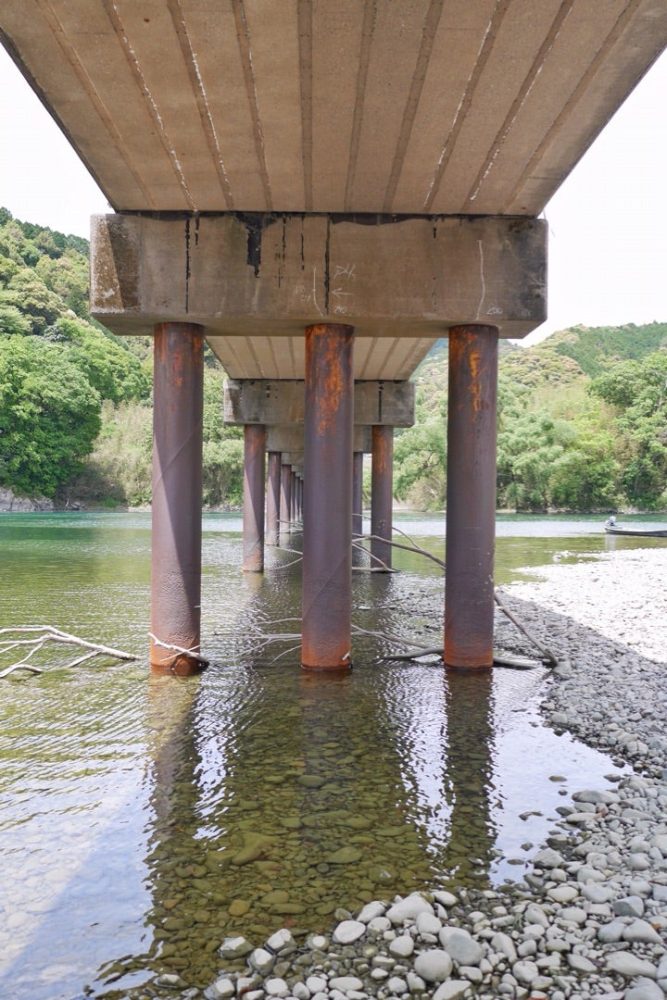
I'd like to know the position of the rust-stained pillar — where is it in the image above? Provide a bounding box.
[266,451,281,546]
[302,323,354,670]
[243,424,266,572]
[352,451,364,539]
[150,322,205,676]
[445,325,499,670]
[291,471,298,524]
[371,426,394,570]
[280,463,292,536]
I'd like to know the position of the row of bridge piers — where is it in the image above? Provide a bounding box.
[149,319,498,677]
[91,211,545,680]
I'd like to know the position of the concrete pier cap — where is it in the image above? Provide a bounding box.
[90,212,547,341]
[224,380,415,430]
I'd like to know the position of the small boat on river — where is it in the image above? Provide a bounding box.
[604,518,667,538]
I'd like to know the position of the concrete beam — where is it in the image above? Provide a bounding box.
[224,380,414,428]
[266,425,372,454]
[90,213,547,341]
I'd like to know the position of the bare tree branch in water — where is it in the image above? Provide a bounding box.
[0,626,137,678]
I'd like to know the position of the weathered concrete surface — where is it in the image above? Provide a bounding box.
[266,426,372,454]
[2,1,664,215]
[225,379,415,428]
[91,213,547,346]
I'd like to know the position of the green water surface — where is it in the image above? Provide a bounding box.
[0,512,662,998]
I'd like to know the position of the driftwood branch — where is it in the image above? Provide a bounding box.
[148,633,209,668]
[493,590,558,666]
[0,626,137,678]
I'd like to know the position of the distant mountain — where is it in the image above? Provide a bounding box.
[547,321,667,377]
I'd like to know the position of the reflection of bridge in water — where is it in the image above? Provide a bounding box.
[2,2,665,673]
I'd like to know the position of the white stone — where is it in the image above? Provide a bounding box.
[357,901,386,923]
[623,919,663,944]
[605,953,657,978]
[581,884,614,903]
[387,976,408,993]
[266,980,290,998]
[432,891,458,908]
[525,904,549,927]
[413,949,454,983]
[333,920,366,945]
[250,949,276,975]
[440,928,483,966]
[624,979,664,1000]
[267,929,297,954]
[559,906,587,925]
[329,976,364,992]
[432,982,471,1000]
[534,848,564,868]
[293,984,311,1000]
[211,978,236,999]
[407,971,426,993]
[306,977,327,994]
[491,932,517,964]
[386,894,434,925]
[367,916,391,933]
[415,911,443,937]
[219,936,254,958]
[512,960,539,985]
[613,895,644,917]
[566,953,596,973]
[547,885,579,904]
[389,935,415,958]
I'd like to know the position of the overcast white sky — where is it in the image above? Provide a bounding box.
[0,45,665,344]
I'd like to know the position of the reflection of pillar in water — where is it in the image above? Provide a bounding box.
[442,669,497,884]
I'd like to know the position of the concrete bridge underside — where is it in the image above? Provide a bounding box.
[2,0,665,673]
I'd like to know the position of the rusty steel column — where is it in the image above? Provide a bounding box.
[445,324,499,670]
[291,471,297,524]
[280,463,292,537]
[150,322,205,676]
[302,323,354,670]
[243,424,266,572]
[352,451,364,538]
[371,426,394,571]
[266,451,281,546]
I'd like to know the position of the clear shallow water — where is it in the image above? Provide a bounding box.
[1,512,661,998]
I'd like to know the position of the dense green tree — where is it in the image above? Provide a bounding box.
[590,351,667,508]
[0,337,101,497]
[56,317,150,403]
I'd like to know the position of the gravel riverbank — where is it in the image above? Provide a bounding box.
[155,548,667,1000]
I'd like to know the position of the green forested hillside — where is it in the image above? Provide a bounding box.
[396,326,667,512]
[1,207,665,512]
[0,208,243,506]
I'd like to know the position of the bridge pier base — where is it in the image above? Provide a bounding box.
[371,426,394,571]
[302,323,354,670]
[150,322,205,676]
[444,324,499,670]
[266,451,281,546]
[243,424,266,573]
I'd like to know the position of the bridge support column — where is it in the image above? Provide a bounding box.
[352,451,364,539]
[150,322,205,675]
[280,462,292,537]
[266,451,281,546]
[243,424,266,572]
[371,426,394,570]
[302,323,354,670]
[444,324,498,670]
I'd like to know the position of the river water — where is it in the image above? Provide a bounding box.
[0,512,665,999]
